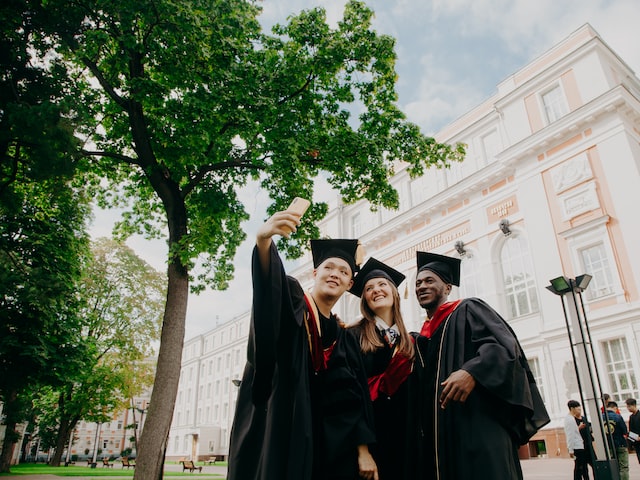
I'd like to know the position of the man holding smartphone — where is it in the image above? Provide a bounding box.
[228,201,378,480]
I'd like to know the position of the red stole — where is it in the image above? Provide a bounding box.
[420,299,461,338]
[368,344,413,402]
[303,293,335,372]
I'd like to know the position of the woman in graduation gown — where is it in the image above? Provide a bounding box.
[347,258,423,480]
[227,208,377,480]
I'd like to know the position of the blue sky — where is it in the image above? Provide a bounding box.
[91,0,639,338]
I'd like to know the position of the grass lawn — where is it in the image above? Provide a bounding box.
[0,463,225,477]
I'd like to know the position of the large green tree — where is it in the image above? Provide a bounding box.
[32,238,164,467]
[0,178,89,473]
[33,0,464,476]
[1,2,90,472]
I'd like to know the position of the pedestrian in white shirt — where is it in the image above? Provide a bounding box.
[563,400,591,480]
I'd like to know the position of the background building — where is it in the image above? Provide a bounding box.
[170,23,640,460]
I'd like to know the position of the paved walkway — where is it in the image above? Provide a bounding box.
[521,456,640,479]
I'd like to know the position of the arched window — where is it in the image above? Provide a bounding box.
[500,235,539,318]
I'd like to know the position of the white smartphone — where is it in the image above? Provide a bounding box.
[287,197,311,216]
[283,197,311,233]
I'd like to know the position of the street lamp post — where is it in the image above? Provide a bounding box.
[546,274,618,480]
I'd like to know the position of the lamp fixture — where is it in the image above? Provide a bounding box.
[454,240,466,256]
[546,274,592,295]
[574,274,593,292]
[499,218,512,236]
[546,276,572,295]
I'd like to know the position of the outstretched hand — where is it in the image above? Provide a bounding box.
[255,210,303,275]
[440,369,476,409]
[257,210,302,244]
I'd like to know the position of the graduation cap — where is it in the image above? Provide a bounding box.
[310,239,362,275]
[416,251,461,286]
[349,257,406,298]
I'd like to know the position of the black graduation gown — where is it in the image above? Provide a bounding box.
[349,325,423,480]
[227,243,375,480]
[417,298,550,480]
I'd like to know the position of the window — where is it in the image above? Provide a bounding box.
[445,159,464,186]
[351,212,361,238]
[500,235,539,318]
[528,357,546,403]
[481,129,501,165]
[602,338,638,400]
[410,173,437,206]
[580,243,614,300]
[459,254,482,299]
[541,84,568,124]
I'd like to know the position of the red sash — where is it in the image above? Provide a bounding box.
[420,300,461,338]
[367,348,413,401]
[303,293,335,372]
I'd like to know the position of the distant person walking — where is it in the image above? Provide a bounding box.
[563,400,591,480]
[603,401,629,480]
[625,398,640,464]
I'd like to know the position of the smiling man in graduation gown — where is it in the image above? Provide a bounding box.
[414,251,550,480]
[227,208,377,480]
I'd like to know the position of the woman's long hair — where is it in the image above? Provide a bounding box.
[356,284,414,360]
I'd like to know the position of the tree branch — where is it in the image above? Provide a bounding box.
[277,72,315,106]
[182,159,264,198]
[81,57,128,110]
[81,149,140,165]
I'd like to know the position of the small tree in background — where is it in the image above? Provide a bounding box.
[32,238,164,466]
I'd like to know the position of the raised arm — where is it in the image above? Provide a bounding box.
[256,210,302,276]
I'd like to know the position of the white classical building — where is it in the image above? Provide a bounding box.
[169,23,640,460]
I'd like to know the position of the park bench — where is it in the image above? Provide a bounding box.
[182,460,203,473]
[121,457,135,469]
[203,455,225,464]
[102,457,114,468]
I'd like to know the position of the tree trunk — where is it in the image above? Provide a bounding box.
[134,258,188,479]
[50,415,74,467]
[0,389,19,473]
[133,190,189,479]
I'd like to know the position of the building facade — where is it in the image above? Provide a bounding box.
[170,24,640,460]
